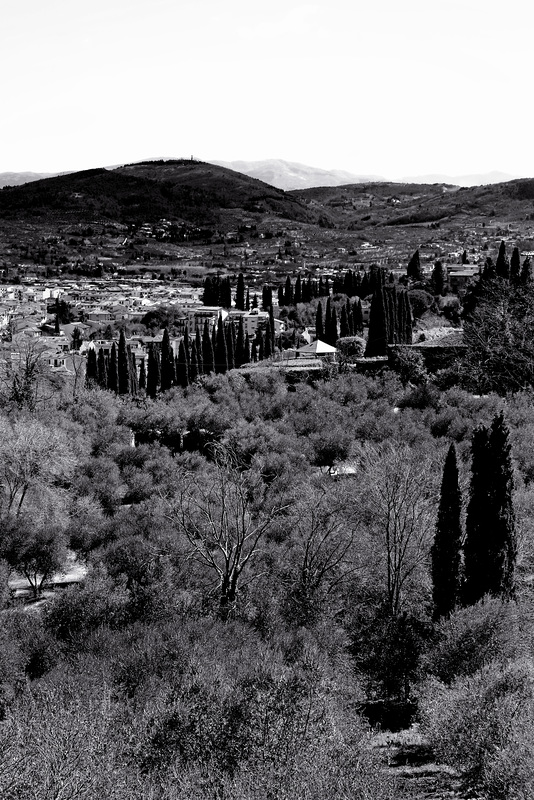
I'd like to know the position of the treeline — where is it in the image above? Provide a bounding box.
[85,317,279,396]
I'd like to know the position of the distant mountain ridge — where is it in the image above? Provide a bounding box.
[0,160,524,191]
[210,159,384,190]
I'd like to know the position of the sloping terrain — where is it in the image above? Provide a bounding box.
[0,160,312,227]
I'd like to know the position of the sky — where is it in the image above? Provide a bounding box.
[2,0,532,180]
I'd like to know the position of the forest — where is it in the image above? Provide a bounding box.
[1,256,534,799]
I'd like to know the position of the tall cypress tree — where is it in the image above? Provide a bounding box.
[324,297,332,343]
[432,444,463,619]
[284,276,293,306]
[245,289,250,311]
[117,330,131,395]
[176,339,190,388]
[226,321,236,371]
[294,274,302,304]
[235,315,246,367]
[189,339,199,382]
[407,249,423,281]
[128,347,138,396]
[235,273,246,310]
[243,332,251,364]
[108,342,119,394]
[328,306,338,346]
[85,348,98,389]
[365,275,388,357]
[463,415,516,605]
[353,299,364,335]
[202,320,215,375]
[146,344,160,399]
[96,348,108,389]
[138,356,146,391]
[214,315,228,374]
[510,247,521,284]
[495,240,509,280]
[262,285,273,311]
[195,328,203,375]
[316,301,324,342]
[160,328,175,392]
[264,320,272,359]
[487,412,516,599]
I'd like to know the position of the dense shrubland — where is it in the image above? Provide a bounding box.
[0,338,534,796]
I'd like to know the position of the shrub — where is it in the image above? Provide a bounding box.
[424,598,528,684]
[419,658,534,799]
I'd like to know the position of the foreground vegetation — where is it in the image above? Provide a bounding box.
[0,346,533,798]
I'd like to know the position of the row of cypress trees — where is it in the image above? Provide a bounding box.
[364,273,413,357]
[431,412,516,619]
[86,315,279,398]
[315,297,364,346]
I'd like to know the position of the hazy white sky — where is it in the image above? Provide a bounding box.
[2,0,531,179]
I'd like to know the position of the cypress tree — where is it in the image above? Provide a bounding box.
[487,412,516,599]
[284,276,293,306]
[202,321,215,375]
[251,340,258,362]
[108,342,119,394]
[324,297,332,343]
[264,320,272,359]
[138,357,146,391]
[96,348,107,389]
[521,256,533,284]
[365,275,388,357]
[407,249,423,281]
[146,344,160,399]
[219,277,232,308]
[195,328,203,375]
[262,285,273,311]
[463,415,516,605]
[243,332,251,365]
[117,330,130,395]
[339,304,350,339]
[329,306,338,346]
[510,247,521,284]
[315,302,324,342]
[432,444,463,619]
[235,316,246,367]
[346,298,354,336]
[251,294,258,309]
[294,274,302,304]
[353,299,364,335]
[257,333,264,361]
[128,347,138,396]
[235,273,246,310]
[278,286,285,306]
[189,339,199,382]
[495,240,509,280]
[160,328,175,392]
[245,289,250,311]
[176,339,190,388]
[214,315,228,374]
[85,348,98,389]
[226,321,236,370]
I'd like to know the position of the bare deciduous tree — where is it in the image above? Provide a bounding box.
[353,442,439,616]
[167,444,290,619]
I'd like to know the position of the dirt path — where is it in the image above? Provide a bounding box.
[373,729,482,800]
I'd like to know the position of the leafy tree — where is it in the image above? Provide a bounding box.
[2,516,67,599]
[431,444,463,619]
